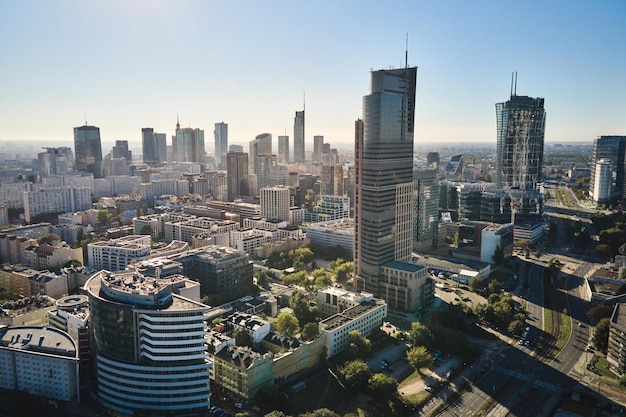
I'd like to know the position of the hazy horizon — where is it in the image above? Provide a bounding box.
[1,1,624,145]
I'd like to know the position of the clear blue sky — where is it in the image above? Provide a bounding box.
[1,0,624,149]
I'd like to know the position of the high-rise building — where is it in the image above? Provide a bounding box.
[111,140,132,162]
[294,110,305,163]
[321,163,343,196]
[495,84,546,190]
[249,133,272,173]
[74,125,103,178]
[590,135,626,203]
[313,135,324,163]
[354,66,417,298]
[254,154,277,195]
[260,185,290,222]
[413,168,439,251]
[142,128,166,166]
[38,147,73,177]
[175,124,205,164]
[426,152,440,169]
[86,270,210,415]
[226,151,249,201]
[214,122,228,170]
[278,135,289,163]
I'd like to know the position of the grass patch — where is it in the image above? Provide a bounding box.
[595,356,618,379]
[543,306,553,336]
[555,290,572,352]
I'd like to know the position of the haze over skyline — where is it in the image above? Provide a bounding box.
[1,0,624,148]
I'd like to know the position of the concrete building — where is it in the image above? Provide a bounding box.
[0,326,79,402]
[354,66,417,300]
[495,86,546,190]
[293,110,305,163]
[313,135,324,163]
[319,298,387,358]
[86,270,210,416]
[320,163,343,196]
[87,235,151,271]
[249,133,272,174]
[303,218,353,253]
[413,168,439,251]
[380,261,434,312]
[23,242,83,271]
[227,151,249,201]
[277,135,289,163]
[38,147,73,177]
[592,158,614,204]
[0,203,7,227]
[23,187,91,223]
[608,303,626,375]
[260,185,291,222]
[317,286,382,319]
[214,122,228,170]
[480,223,514,264]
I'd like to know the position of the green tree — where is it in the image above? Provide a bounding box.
[346,330,371,359]
[587,304,614,323]
[301,322,319,341]
[406,346,434,372]
[212,318,224,327]
[289,291,317,324]
[299,409,339,417]
[264,412,289,417]
[469,276,485,293]
[407,322,435,350]
[274,312,300,337]
[255,270,272,286]
[339,359,372,390]
[593,318,610,352]
[334,261,353,283]
[97,209,112,224]
[368,373,398,397]
[234,329,254,347]
[304,189,316,210]
[75,227,84,245]
[508,320,525,336]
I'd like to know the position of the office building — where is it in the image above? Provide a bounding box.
[87,235,151,271]
[590,136,626,203]
[293,110,305,163]
[260,185,290,222]
[413,168,439,251]
[175,124,205,164]
[426,152,440,169]
[38,147,73,177]
[214,122,228,170]
[254,154,277,195]
[593,158,613,204]
[111,140,132,162]
[354,66,417,298]
[86,270,210,416]
[321,163,343,196]
[278,135,289,163]
[495,82,546,190]
[0,326,79,402]
[249,133,272,173]
[227,151,249,201]
[313,135,324,163]
[74,125,103,178]
[142,128,166,166]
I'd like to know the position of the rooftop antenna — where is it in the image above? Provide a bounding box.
[405,32,409,68]
[514,71,518,96]
[510,72,514,98]
[303,91,306,112]
[176,113,180,130]
[84,113,88,126]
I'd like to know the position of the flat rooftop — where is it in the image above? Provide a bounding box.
[0,326,76,357]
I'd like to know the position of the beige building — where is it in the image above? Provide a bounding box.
[608,303,626,375]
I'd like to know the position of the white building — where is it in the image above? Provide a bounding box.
[23,187,92,223]
[303,218,354,253]
[227,312,271,344]
[260,186,290,222]
[87,235,151,271]
[318,299,387,358]
[317,287,380,319]
[480,223,514,264]
[0,326,79,402]
[592,158,613,203]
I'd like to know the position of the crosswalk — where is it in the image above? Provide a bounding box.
[494,367,560,392]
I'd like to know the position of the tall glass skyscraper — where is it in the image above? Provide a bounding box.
[293,110,305,163]
[214,122,228,169]
[74,125,103,178]
[354,66,417,296]
[590,135,626,203]
[175,126,205,164]
[142,128,166,166]
[495,94,546,190]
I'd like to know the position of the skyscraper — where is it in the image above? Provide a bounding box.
[86,270,210,415]
[313,135,324,163]
[495,81,546,190]
[142,128,166,166]
[293,110,305,163]
[214,122,228,169]
[74,125,103,178]
[111,140,132,162]
[38,147,73,177]
[589,135,626,203]
[278,135,289,163]
[175,124,205,164]
[226,151,249,201]
[354,66,417,297]
[249,133,272,173]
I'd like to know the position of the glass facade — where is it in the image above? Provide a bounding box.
[74,125,103,178]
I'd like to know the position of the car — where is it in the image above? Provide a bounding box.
[235,403,243,409]
[425,386,433,392]
[384,322,392,328]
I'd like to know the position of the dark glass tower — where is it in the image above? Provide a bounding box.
[74,125,103,178]
[495,92,546,190]
[226,151,249,201]
[293,110,305,163]
[354,66,417,296]
[590,135,626,203]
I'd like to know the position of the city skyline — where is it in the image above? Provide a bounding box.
[1,1,625,147]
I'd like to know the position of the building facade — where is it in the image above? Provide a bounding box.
[354,66,417,300]
[590,136,626,203]
[495,92,546,190]
[74,125,103,178]
[227,151,249,201]
[214,122,228,170]
[260,186,290,222]
[293,110,305,163]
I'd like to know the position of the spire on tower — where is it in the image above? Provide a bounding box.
[176,113,180,130]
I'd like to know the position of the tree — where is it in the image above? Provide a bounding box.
[339,359,372,389]
[508,320,525,336]
[274,312,300,337]
[406,346,434,372]
[234,329,254,347]
[346,330,371,359]
[264,412,289,417]
[587,304,614,323]
[407,322,435,350]
[75,227,84,244]
[596,244,613,259]
[289,291,317,324]
[492,246,505,266]
[304,189,316,210]
[368,373,398,397]
[334,261,353,283]
[97,209,112,224]
[38,233,61,245]
[301,322,319,341]
[469,276,485,293]
[592,318,610,352]
[255,270,272,287]
[299,409,339,417]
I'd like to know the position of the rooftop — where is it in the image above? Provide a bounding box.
[0,325,77,357]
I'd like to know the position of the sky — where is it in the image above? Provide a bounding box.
[1,0,625,151]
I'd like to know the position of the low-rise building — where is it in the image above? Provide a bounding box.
[608,303,626,375]
[319,298,387,358]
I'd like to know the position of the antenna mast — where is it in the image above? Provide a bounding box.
[514,71,518,96]
[405,33,409,68]
[510,72,514,98]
